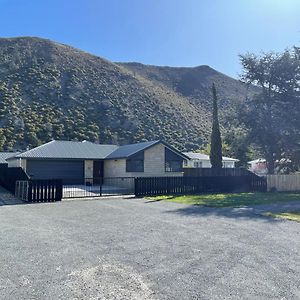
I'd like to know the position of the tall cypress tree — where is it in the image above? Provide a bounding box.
[210,83,223,168]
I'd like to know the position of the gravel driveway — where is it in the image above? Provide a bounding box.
[0,197,299,300]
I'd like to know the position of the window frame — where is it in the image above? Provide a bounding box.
[126,151,144,172]
[194,161,203,168]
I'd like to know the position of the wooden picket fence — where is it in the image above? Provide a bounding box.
[15,179,63,202]
[135,176,267,197]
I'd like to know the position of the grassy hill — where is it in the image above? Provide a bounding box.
[118,62,254,111]
[0,37,255,151]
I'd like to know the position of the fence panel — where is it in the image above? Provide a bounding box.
[183,168,255,177]
[267,175,300,192]
[15,179,63,202]
[135,176,267,197]
[15,181,29,201]
[0,166,29,193]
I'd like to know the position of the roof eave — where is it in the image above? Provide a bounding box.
[10,156,107,160]
[161,141,190,160]
[105,140,160,160]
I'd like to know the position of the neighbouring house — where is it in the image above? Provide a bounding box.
[248,158,268,175]
[5,140,188,184]
[183,152,238,168]
[0,152,19,166]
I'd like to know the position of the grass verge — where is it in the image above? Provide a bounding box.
[264,211,300,223]
[147,193,300,208]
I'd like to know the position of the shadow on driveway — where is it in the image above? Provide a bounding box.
[161,201,300,223]
[163,205,273,221]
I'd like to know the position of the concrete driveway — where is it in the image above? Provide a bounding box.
[0,197,299,300]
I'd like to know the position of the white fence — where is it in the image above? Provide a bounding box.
[267,175,300,192]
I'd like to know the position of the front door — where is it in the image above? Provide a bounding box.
[93,161,103,184]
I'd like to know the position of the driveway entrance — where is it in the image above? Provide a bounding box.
[62,177,135,198]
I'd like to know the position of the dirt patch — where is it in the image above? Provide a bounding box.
[64,257,157,300]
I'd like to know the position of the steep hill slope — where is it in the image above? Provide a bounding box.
[0,37,253,151]
[118,62,254,111]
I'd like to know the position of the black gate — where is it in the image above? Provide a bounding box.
[62,177,135,198]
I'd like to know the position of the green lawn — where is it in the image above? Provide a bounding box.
[147,193,300,208]
[264,211,300,223]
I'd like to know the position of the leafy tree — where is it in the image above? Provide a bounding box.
[239,47,300,173]
[0,129,6,151]
[209,83,223,168]
[223,128,259,167]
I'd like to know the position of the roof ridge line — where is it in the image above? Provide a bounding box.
[16,140,56,157]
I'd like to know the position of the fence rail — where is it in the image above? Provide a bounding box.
[15,179,63,202]
[135,176,267,197]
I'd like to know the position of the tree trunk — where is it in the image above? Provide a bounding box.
[266,155,275,174]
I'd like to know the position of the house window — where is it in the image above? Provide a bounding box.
[165,148,183,172]
[194,161,202,168]
[126,152,144,172]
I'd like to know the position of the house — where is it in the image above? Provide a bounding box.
[0,152,19,165]
[5,140,188,184]
[183,152,238,168]
[248,158,268,175]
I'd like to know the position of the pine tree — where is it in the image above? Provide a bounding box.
[210,83,223,168]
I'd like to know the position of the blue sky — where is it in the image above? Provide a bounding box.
[0,0,299,77]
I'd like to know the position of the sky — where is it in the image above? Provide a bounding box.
[0,0,299,78]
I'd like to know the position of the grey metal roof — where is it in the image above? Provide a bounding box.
[0,152,19,164]
[10,140,187,161]
[184,152,210,160]
[184,152,239,162]
[106,140,160,159]
[14,141,118,160]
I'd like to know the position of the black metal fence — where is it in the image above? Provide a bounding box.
[183,167,256,177]
[15,179,63,202]
[134,176,267,197]
[62,177,135,198]
[14,174,267,200]
[0,165,29,193]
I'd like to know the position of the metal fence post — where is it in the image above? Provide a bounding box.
[27,181,32,202]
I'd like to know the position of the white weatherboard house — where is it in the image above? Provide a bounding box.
[183,152,238,168]
[248,158,268,175]
[5,140,188,184]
